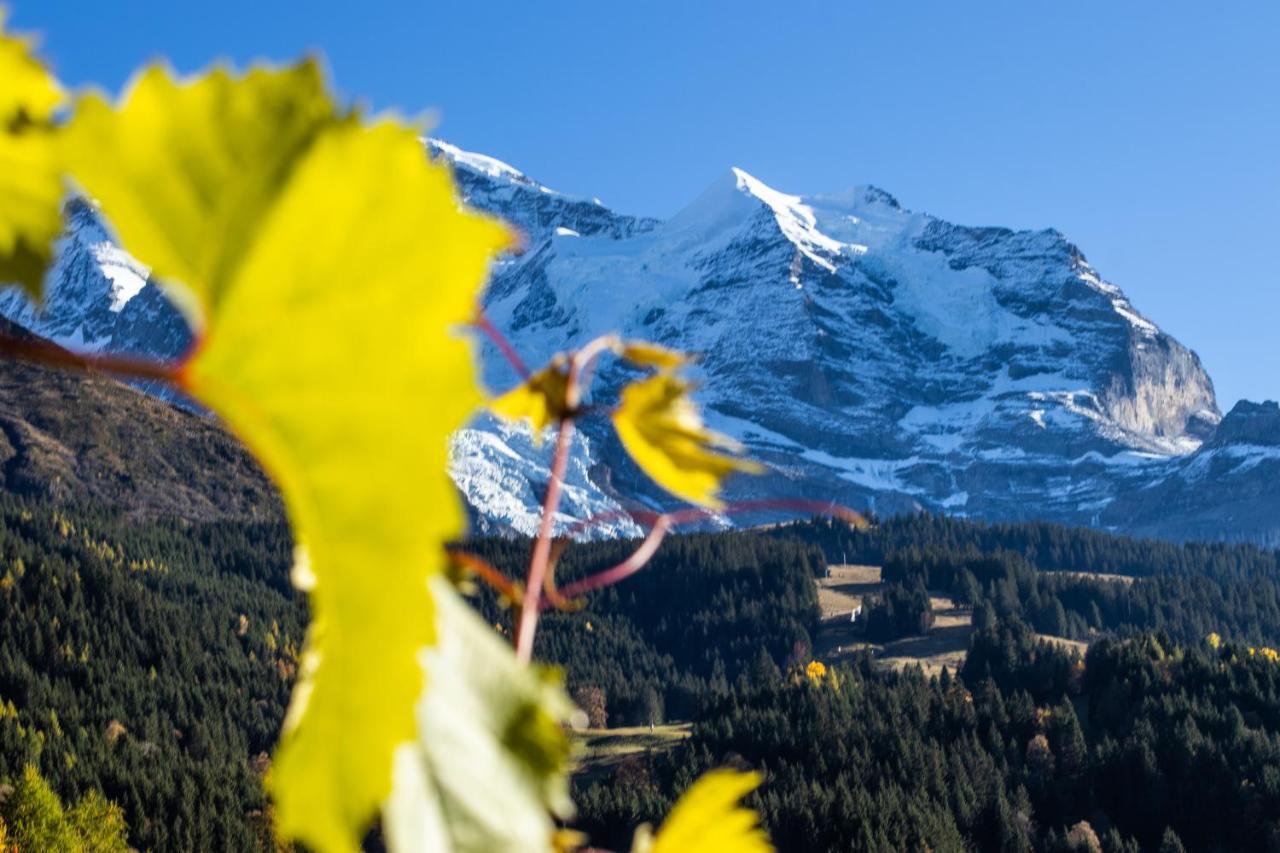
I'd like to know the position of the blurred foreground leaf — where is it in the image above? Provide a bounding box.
[633,768,770,853]
[60,59,335,325]
[61,61,511,852]
[385,579,577,852]
[0,12,63,300]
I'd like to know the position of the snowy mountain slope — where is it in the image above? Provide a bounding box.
[4,139,1275,544]
[0,198,193,363]
[466,154,1222,528]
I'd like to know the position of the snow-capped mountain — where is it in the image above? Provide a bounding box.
[4,140,1276,544]
[0,198,191,362]
[443,143,1228,536]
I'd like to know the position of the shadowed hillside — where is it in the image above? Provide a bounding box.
[0,319,279,522]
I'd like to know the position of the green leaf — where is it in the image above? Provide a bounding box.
[186,121,510,852]
[385,579,578,853]
[59,60,336,326]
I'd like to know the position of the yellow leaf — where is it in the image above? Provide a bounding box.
[62,63,510,852]
[59,60,336,327]
[491,360,571,437]
[0,11,62,124]
[0,130,61,299]
[619,340,689,370]
[612,372,762,508]
[634,769,771,853]
[185,123,509,851]
[0,14,64,300]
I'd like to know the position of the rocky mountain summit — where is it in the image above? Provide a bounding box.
[1102,401,1280,545]
[2,141,1276,544]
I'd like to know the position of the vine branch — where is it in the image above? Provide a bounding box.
[542,499,866,610]
[0,330,185,382]
[512,333,619,663]
[447,547,524,605]
[514,415,575,663]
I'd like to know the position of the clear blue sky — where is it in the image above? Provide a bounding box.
[18,1,1279,409]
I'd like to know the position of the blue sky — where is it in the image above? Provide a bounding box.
[19,1,1279,409]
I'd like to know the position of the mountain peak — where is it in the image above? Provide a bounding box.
[1208,400,1280,448]
[668,168,853,270]
[426,138,657,245]
[426,138,552,192]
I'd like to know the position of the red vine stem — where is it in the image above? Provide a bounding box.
[564,498,866,541]
[515,415,575,663]
[446,547,524,605]
[0,331,184,382]
[513,334,618,663]
[541,499,867,610]
[553,516,672,602]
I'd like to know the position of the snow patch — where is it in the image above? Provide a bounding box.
[428,138,545,188]
[449,414,641,539]
[91,242,150,312]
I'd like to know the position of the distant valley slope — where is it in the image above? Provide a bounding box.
[0,318,276,521]
[3,142,1278,544]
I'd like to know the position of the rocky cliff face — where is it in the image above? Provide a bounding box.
[3,140,1273,545]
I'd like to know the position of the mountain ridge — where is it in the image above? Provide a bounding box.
[3,139,1276,544]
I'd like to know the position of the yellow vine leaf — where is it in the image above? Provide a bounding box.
[612,372,762,508]
[490,360,571,438]
[61,64,511,852]
[189,124,509,852]
[0,13,64,300]
[59,60,336,326]
[633,769,771,853]
[619,340,688,370]
[0,11,62,123]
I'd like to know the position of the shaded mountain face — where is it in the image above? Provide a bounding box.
[0,318,278,521]
[1103,401,1280,546]
[0,141,1272,544]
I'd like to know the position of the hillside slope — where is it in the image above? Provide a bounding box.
[0,319,277,521]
